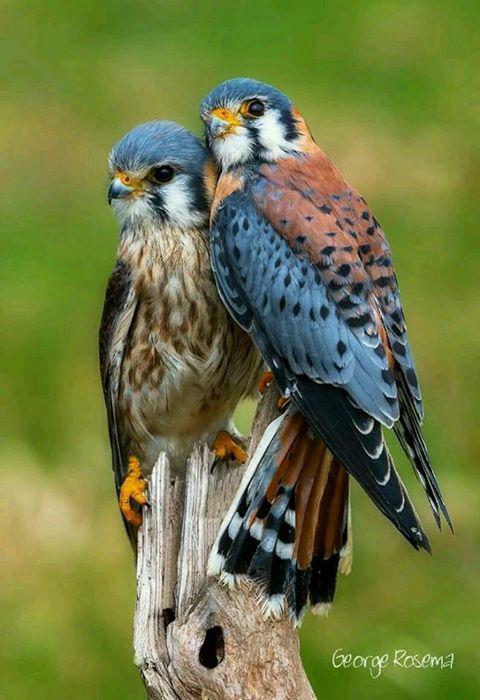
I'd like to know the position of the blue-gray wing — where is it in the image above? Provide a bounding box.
[211,192,398,428]
[211,192,436,552]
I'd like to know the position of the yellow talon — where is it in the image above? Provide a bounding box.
[119,456,148,528]
[213,430,246,463]
[258,370,274,394]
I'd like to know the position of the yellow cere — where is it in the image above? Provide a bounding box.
[210,107,241,126]
[116,171,143,190]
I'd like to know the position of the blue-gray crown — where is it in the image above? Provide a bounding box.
[200,78,292,115]
[109,120,208,174]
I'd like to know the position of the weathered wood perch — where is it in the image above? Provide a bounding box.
[133,387,316,699]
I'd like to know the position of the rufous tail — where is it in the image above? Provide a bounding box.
[208,408,352,624]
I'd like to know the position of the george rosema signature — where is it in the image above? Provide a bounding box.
[332,648,455,679]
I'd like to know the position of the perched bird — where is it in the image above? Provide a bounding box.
[99,120,263,542]
[201,78,451,622]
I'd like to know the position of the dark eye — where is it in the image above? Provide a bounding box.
[246,99,265,117]
[150,165,175,183]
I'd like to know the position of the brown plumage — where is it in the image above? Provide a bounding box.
[112,227,261,465]
[99,121,263,539]
[253,154,392,348]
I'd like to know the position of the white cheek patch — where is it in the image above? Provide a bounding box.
[114,176,206,230]
[212,111,298,168]
[212,128,253,170]
[162,175,206,229]
[256,111,296,161]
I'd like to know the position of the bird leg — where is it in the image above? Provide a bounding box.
[258,369,289,410]
[213,430,247,463]
[119,456,148,528]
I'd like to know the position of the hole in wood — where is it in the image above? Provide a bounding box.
[199,625,225,669]
[162,607,174,630]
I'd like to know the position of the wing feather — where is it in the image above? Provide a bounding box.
[99,260,138,495]
[213,194,398,426]
[210,151,450,541]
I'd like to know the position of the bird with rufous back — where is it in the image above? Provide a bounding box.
[200,78,452,623]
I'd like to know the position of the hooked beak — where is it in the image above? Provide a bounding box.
[206,108,241,140]
[108,177,135,204]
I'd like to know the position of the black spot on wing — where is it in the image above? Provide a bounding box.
[320,305,330,320]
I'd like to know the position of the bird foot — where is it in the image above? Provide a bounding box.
[213,430,247,463]
[277,396,289,410]
[258,370,274,394]
[119,456,148,528]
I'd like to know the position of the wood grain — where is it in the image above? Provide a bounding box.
[134,387,316,699]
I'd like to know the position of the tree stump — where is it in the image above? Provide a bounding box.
[133,387,316,699]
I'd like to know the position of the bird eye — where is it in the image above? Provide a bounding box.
[245,99,265,118]
[150,165,175,184]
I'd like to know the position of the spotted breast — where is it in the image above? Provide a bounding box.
[117,224,262,473]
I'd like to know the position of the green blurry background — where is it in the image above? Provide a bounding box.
[2,1,479,697]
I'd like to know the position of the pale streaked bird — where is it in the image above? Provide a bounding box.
[99,121,263,542]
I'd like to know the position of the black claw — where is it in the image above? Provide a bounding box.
[211,456,222,473]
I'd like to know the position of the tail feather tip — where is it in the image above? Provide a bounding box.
[412,527,432,554]
[260,593,286,620]
[311,602,332,618]
[339,550,353,576]
[219,570,244,588]
[207,551,226,577]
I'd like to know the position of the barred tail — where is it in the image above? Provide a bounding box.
[208,408,351,624]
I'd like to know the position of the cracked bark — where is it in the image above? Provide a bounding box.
[133,386,316,700]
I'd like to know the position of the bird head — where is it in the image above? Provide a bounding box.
[201,78,309,170]
[108,121,214,229]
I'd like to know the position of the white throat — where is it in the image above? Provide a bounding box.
[211,128,253,170]
[213,109,298,170]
